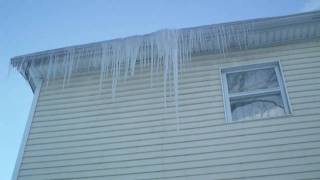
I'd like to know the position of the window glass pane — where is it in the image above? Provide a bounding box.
[231,94,285,121]
[227,68,279,93]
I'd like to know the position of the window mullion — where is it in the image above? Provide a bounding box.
[225,62,277,74]
[229,87,281,99]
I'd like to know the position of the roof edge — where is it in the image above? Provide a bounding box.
[11,10,320,63]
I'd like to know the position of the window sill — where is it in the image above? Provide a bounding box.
[226,112,294,124]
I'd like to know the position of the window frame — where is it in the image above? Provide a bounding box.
[220,61,292,122]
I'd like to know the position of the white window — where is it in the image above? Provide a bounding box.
[221,61,291,122]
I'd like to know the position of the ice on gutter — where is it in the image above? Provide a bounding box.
[10,23,252,108]
[10,10,320,128]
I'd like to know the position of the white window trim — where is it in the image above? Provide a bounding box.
[220,61,292,123]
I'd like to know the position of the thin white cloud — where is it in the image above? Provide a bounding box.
[301,0,320,12]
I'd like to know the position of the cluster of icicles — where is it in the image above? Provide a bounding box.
[12,23,252,128]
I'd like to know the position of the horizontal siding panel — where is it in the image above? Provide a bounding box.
[26,127,319,161]
[142,162,320,180]
[287,77,320,87]
[284,65,320,76]
[30,95,320,132]
[36,87,216,113]
[35,91,220,118]
[33,82,320,124]
[30,110,216,133]
[283,60,320,70]
[36,55,320,104]
[37,49,320,101]
[24,121,320,156]
[25,111,320,154]
[28,109,319,143]
[31,106,222,130]
[35,92,217,118]
[33,87,318,123]
[81,169,320,180]
[26,111,320,147]
[224,171,320,180]
[34,68,320,115]
[20,148,320,176]
[36,82,217,108]
[22,136,320,170]
[36,67,317,110]
[33,101,223,123]
[285,72,320,82]
[22,133,320,176]
[40,70,213,97]
[28,89,320,136]
[19,155,320,179]
[35,82,220,117]
[23,134,320,165]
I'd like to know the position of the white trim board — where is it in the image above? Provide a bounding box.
[11,80,43,180]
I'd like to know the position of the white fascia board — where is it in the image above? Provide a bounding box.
[11,80,43,180]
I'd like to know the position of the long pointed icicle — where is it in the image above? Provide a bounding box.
[11,24,252,129]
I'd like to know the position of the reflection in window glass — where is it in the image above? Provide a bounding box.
[231,94,285,121]
[227,68,279,93]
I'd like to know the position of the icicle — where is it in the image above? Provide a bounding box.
[11,23,253,130]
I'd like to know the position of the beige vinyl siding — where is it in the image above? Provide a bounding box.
[18,40,320,179]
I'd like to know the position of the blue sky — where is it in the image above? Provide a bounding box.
[0,0,319,179]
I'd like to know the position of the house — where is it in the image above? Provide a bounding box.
[11,11,320,179]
